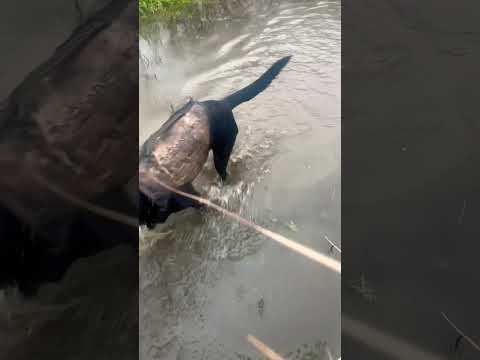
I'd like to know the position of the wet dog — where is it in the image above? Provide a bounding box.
[139,55,292,228]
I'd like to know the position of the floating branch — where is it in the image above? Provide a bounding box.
[441,312,480,352]
[324,235,341,253]
[247,334,286,360]
[144,172,341,274]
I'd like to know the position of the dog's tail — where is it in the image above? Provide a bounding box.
[222,55,292,110]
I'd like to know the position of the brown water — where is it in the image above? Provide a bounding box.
[139,1,341,359]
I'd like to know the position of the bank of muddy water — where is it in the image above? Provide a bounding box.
[140,0,276,37]
[140,1,340,359]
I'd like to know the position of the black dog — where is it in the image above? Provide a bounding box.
[139,56,292,228]
[0,196,137,296]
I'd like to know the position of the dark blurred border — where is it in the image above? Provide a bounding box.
[0,1,138,358]
[342,1,480,359]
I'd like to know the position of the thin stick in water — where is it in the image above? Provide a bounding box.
[145,173,341,274]
[247,334,286,360]
[324,235,341,253]
[441,312,480,352]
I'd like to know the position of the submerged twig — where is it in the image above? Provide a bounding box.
[247,334,286,360]
[324,235,341,253]
[144,172,341,274]
[441,312,480,352]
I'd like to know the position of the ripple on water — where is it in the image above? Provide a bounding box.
[139,182,263,359]
[214,34,251,60]
[138,120,314,358]
[139,0,340,358]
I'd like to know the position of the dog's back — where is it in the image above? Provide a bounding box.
[139,102,211,190]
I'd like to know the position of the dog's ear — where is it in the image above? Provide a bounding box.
[211,113,238,181]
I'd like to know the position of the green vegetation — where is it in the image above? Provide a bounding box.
[139,0,259,39]
[139,0,202,24]
[139,0,228,40]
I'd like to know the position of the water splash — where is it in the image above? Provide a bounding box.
[139,1,340,358]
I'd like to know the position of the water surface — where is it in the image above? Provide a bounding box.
[139,1,341,358]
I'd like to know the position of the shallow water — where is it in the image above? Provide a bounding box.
[139,1,341,359]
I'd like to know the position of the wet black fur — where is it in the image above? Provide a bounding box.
[0,190,137,296]
[139,56,292,228]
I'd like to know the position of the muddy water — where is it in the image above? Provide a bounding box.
[139,1,340,359]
